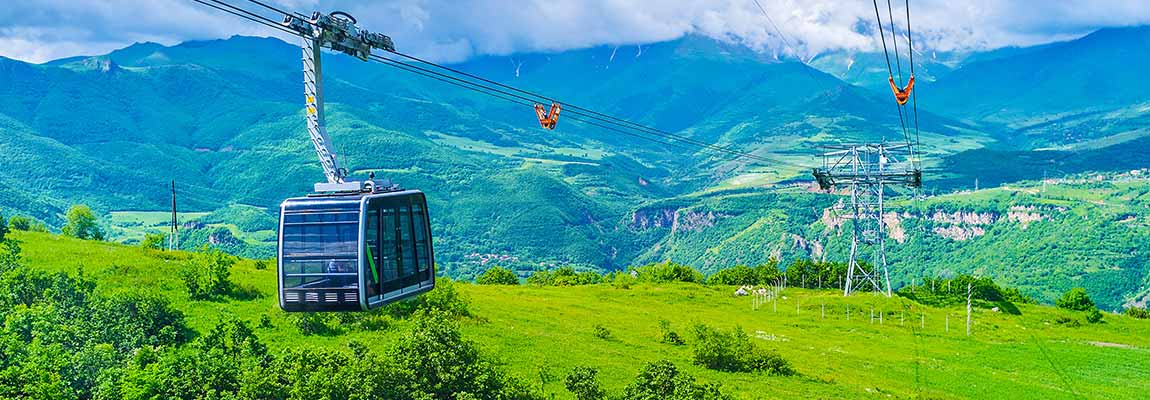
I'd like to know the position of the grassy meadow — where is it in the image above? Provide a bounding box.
[12,230,1150,399]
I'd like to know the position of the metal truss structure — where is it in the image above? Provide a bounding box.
[813,143,920,296]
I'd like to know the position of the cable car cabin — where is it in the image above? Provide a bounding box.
[278,190,435,312]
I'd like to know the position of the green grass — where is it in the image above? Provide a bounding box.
[12,230,1150,399]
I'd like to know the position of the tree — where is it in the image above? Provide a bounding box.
[180,246,236,300]
[1124,307,1150,319]
[689,324,793,375]
[620,360,733,400]
[388,311,535,399]
[141,234,165,250]
[1086,308,1104,324]
[564,367,606,400]
[8,215,31,231]
[1055,288,1095,312]
[477,266,520,285]
[62,205,105,241]
[0,212,7,241]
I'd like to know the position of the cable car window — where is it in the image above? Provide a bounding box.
[365,209,380,299]
[381,206,400,292]
[412,203,431,280]
[281,210,359,291]
[399,205,415,285]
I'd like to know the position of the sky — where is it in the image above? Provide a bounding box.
[2,0,1150,64]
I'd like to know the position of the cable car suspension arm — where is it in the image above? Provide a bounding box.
[282,11,395,185]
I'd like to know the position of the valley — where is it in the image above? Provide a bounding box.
[3,28,1150,312]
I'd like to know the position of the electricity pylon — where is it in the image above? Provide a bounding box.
[813,143,920,296]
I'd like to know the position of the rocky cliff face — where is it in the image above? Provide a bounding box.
[631,207,722,233]
[818,205,1063,242]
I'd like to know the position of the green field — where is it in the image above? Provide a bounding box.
[11,230,1149,399]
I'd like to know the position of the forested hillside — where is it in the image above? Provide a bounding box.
[2,28,1150,311]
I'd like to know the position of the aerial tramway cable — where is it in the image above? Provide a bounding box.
[885,0,913,147]
[904,0,922,157]
[201,0,802,167]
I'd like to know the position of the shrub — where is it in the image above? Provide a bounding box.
[1124,307,1150,319]
[62,205,105,241]
[621,360,734,400]
[690,324,794,375]
[632,261,703,284]
[0,239,20,274]
[593,324,612,340]
[180,246,236,300]
[565,367,606,400]
[7,215,29,231]
[658,319,685,346]
[292,313,342,336]
[253,259,269,270]
[141,233,165,250]
[1056,288,1095,312]
[706,265,756,286]
[384,278,471,318]
[477,266,520,285]
[607,271,637,289]
[389,311,536,399]
[527,267,602,286]
[1054,315,1081,327]
[1086,308,1104,324]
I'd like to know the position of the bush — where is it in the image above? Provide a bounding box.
[180,246,236,300]
[292,313,343,336]
[658,319,685,346]
[565,367,606,400]
[7,215,30,231]
[477,266,520,285]
[690,324,794,375]
[621,360,733,400]
[607,271,637,289]
[141,233,165,250]
[706,265,755,286]
[1086,308,1104,324]
[384,278,471,318]
[593,324,612,340]
[389,311,536,399]
[1124,307,1150,319]
[0,239,20,274]
[1056,288,1095,312]
[62,205,105,241]
[526,266,603,286]
[7,216,46,233]
[1054,315,1081,327]
[632,261,703,284]
[253,259,269,270]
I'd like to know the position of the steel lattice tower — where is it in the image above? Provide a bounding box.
[814,143,920,296]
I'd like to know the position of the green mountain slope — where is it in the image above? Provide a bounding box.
[3,29,1150,308]
[8,231,1150,399]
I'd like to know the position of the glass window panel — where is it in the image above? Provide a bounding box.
[412,204,431,275]
[399,206,414,279]
[281,210,360,291]
[365,209,380,298]
[381,207,399,284]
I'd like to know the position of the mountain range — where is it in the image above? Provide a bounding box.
[1,27,1149,309]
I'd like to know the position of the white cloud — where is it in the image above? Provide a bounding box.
[2,0,1150,63]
